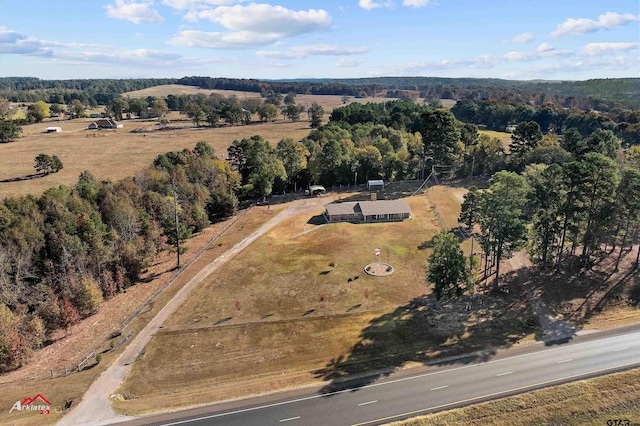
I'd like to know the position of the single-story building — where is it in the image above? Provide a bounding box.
[367,180,384,191]
[45,127,62,133]
[325,199,412,223]
[88,119,123,130]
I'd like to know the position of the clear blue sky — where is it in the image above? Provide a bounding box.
[1,0,638,81]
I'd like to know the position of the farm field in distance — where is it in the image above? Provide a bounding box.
[0,86,440,199]
[0,116,314,199]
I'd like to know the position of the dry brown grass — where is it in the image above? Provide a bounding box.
[389,367,640,426]
[479,129,512,152]
[0,354,113,425]
[0,117,315,199]
[114,184,546,415]
[114,188,444,414]
[0,204,284,425]
[121,84,413,112]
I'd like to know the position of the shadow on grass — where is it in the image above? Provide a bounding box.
[0,172,48,183]
[313,283,538,394]
[346,304,362,312]
[214,317,232,325]
[418,227,471,250]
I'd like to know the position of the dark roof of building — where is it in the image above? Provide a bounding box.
[325,200,411,217]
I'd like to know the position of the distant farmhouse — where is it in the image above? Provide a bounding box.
[88,119,122,130]
[325,199,412,223]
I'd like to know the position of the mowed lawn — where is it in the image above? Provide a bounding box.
[115,194,444,414]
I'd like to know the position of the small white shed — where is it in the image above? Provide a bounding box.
[46,127,62,133]
[367,180,384,191]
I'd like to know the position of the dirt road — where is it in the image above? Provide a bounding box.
[57,197,331,426]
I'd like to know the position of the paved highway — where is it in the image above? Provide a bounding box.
[121,328,640,426]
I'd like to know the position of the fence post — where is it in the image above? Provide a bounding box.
[50,369,53,378]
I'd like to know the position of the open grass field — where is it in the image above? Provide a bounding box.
[1,86,455,200]
[113,184,547,415]
[122,84,405,112]
[113,180,640,418]
[0,116,317,199]
[479,129,512,152]
[391,367,640,426]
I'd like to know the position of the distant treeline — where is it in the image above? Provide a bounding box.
[0,77,177,106]
[178,76,640,110]
[2,76,638,110]
[329,98,640,147]
[451,99,640,146]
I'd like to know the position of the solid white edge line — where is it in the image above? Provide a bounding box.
[279,416,301,422]
[358,400,378,406]
[350,360,640,426]
[160,331,640,426]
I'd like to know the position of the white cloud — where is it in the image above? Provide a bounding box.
[171,4,332,49]
[336,58,364,67]
[504,44,571,62]
[105,0,164,24]
[257,44,368,59]
[0,27,221,70]
[161,0,241,10]
[169,30,278,49]
[551,12,640,37]
[537,42,554,52]
[358,0,398,10]
[402,0,429,7]
[581,42,640,56]
[192,4,331,35]
[0,28,107,56]
[503,32,535,44]
[359,0,382,10]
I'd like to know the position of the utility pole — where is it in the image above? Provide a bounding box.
[469,154,476,180]
[172,176,181,269]
[174,193,180,268]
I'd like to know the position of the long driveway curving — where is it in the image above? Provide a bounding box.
[57,197,331,426]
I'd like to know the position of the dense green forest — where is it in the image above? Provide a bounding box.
[0,142,238,371]
[1,76,638,110]
[0,77,176,105]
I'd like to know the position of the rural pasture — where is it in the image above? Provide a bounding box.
[1,86,442,199]
[0,116,314,199]
[113,184,540,415]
